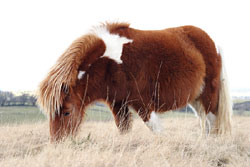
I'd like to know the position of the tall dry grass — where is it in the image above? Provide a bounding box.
[0,116,249,167]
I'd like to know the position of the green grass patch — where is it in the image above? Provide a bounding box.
[233,110,250,116]
[0,105,114,125]
[1,104,249,125]
[233,99,250,103]
[0,106,46,125]
[160,111,196,118]
[85,104,113,121]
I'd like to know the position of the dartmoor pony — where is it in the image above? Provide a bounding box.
[37,22,232,141]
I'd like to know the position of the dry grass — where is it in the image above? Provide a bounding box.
[0,116,249,167]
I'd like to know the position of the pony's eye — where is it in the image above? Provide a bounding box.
[63,112,70,116]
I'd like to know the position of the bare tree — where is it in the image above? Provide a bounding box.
[19,93,29,106]
[0,91,14,106]
[0,91,37,106]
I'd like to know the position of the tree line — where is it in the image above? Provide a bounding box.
[0,91,37,106]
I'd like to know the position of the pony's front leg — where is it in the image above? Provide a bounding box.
[111,102,133,134]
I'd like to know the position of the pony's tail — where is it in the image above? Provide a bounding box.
[215,48,232,135]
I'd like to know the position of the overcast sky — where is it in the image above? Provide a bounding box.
[0,0,249,95]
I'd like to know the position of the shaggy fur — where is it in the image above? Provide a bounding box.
[37,22,232,141]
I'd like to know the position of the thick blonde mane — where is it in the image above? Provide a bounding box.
[37,22,130,118]
[37,34,101,117]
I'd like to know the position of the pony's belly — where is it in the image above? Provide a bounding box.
[147,67,205,112]
[155,88,199,112]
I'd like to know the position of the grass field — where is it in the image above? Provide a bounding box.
[0,106,250,166]
[0,105,196,125]
[0,106,46,124]
[0,104,112,125]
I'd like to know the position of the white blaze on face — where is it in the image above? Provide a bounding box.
[78,71,85,80]
[145,111,163,133]
[93,26,133,63]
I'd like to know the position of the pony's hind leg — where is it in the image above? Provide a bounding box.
[190,100,216,135]
[193,56,232,135]
[111,102,133,133]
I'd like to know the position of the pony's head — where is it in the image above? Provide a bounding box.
[48,86,84,141]
[37,33,107,141]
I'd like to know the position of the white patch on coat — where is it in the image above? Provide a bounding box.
[78,71,85,80]
[145,112,163,133]
[93,26,133,63]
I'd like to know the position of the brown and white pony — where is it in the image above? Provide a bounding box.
[37,22,232,142]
